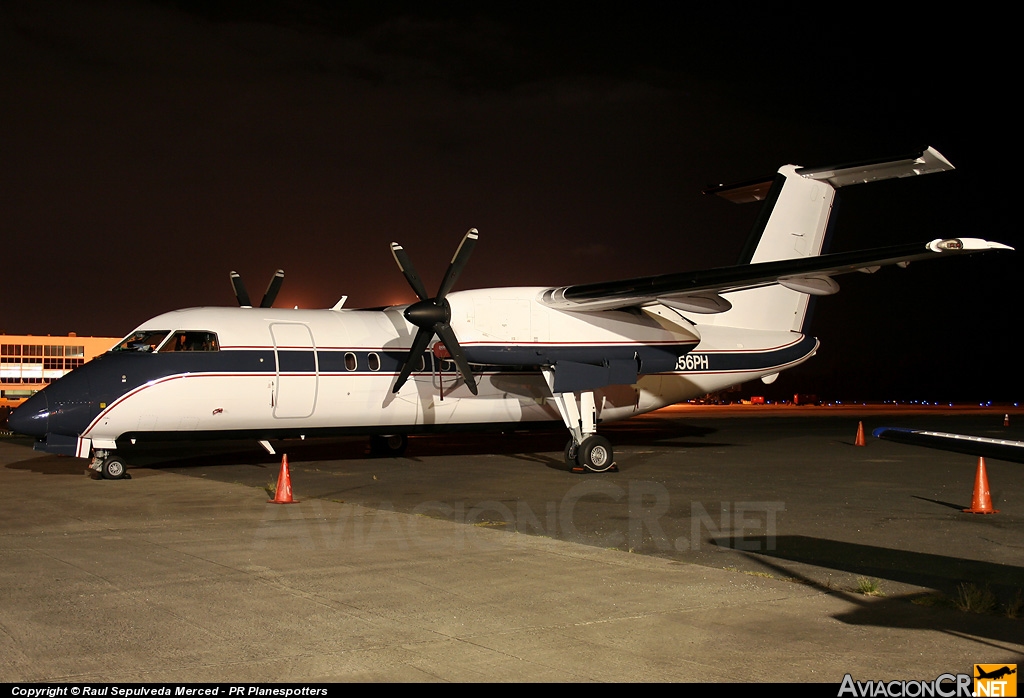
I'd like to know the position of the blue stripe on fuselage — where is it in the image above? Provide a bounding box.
[28,337,813,440]
[668,335,817,373]
[43,338,812,405]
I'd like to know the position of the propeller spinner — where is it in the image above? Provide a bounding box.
[230,269,285,308]
[391,229,479,395]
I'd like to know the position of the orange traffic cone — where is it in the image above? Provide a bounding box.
[963,457,998,514]
[855,421,866,446]
[269,454,299,504]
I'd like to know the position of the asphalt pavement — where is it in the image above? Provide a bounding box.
[1,405,1022,682]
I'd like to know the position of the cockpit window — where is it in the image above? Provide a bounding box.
[159,331,220,352]
[113,331,170,353]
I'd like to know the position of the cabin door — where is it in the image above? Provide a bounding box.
[270,323,318,418]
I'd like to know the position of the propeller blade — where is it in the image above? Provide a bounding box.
[390,242,429,301]
[392,327,434,394]
[230,271,253,308]
[436,228,478,301]
[435,323,478,395]
[260,269,285,308]
[391,229,480,395]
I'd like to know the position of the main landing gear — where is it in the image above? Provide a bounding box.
[369,434,409,457]
[545,375,618,473]
[89,450,131,480]
[564,434,616,473]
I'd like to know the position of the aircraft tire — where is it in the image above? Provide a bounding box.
[578,436,615,472]
[370,434,408,457]
[101,455,129,480]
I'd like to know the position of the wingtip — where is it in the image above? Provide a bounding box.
[927,238,1015,253]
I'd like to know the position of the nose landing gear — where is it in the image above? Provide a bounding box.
[90,451,131,480]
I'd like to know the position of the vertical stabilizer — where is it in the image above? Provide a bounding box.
[702,147,954,332]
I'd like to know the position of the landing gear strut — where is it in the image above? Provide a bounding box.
[545,370,617,473]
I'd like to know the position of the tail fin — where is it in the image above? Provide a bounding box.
[702,147,954,332]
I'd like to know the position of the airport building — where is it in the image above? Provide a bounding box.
[1,333,120,406]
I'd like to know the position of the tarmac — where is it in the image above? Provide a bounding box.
[1,405,1022,682]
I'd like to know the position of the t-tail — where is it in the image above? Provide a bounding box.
[701,147,955,332]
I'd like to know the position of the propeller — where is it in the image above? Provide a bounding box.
[230,269,285,308]
[391,229,479,395]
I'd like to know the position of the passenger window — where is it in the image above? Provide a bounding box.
[367,353,381,371]
[344,352,357,371]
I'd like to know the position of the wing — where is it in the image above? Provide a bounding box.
[539,238,1012,312]
[873,427,1024,464]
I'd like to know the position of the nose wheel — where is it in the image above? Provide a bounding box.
[101,456,129,479]
[90,451,131,480]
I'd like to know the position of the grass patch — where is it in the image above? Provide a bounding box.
[909,587,1022,617]
[955,582,997,614]
[855,578,885,597]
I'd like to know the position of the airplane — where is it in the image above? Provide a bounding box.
[975,666,1017,681]
[873,427,1024,464]
[9,147,1012,479]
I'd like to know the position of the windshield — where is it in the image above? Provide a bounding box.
[112,330,170,353]
[158,331,219,352]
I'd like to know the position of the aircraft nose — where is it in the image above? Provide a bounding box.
[8,391,49,437]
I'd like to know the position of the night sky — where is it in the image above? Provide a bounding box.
[2,2,1019,401]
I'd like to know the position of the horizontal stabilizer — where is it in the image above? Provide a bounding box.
[797,147,954,187]
[707,147,955,203]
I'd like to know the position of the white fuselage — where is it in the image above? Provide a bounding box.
[76,287,816,451]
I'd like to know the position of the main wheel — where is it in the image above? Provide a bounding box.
[369,434,408,457]
[578,435,615,472]
[101,455,129,480]
[564,439,579,467]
